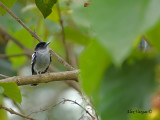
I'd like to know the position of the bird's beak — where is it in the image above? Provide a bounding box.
[46,42,50,46]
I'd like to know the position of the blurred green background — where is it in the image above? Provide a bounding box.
[1,0,160,120]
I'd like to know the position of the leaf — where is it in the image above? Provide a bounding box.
[94,59,156,120]
[0,87,4,94]
[145,21,160,51]
[0,0,17,15]
[35,0,57,18]
[88,0,160,65]
[0,82,22,104]
[80,40,110,95]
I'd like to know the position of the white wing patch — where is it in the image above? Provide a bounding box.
[31,52,36,64]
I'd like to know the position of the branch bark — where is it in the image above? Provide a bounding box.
[0,74,9,78]
[0,104,36,120]
[0,70,79,86]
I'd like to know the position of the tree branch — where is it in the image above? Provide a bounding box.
[0,74,9,78]
[0,70,79,86]
[0,104,36,120]
[0,1,75,71]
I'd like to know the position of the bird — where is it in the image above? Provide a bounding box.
[31,42,51,85]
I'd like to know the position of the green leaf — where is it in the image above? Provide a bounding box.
[145,21,160,51]
[0,0,17,15]
[0,82,22,104]
[35,0,57,18]
[0,87,4,94]
[94,59,156,120]
[88,0,160,65]
[80,40,110,95]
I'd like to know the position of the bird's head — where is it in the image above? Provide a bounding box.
[35,42,50,50]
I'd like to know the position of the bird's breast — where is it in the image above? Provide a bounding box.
[34,51,50,72]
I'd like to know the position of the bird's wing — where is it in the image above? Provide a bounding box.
[42,53,51,73]
[31,52,36,75]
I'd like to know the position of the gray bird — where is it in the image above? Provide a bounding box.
[31,42,51,85]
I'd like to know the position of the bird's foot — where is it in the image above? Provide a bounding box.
[37,72,41,77]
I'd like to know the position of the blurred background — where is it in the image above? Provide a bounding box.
[1,0,160,120]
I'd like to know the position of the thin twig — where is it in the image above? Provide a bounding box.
[57,2,70,63]
[0,53,28,58]
[0,104,36,120]
[0,74,9,78]
[0,1,74,71]
[28,100,65,116]
[0,70,79,86]
[28,98,95,120]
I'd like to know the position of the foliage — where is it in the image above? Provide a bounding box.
[0,82,22,104]
[0,0,160,120]
[86,0,160,65]
[93,57,156,120]
[35,0,57,18]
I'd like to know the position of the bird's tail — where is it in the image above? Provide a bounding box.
[31,84,38,86]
